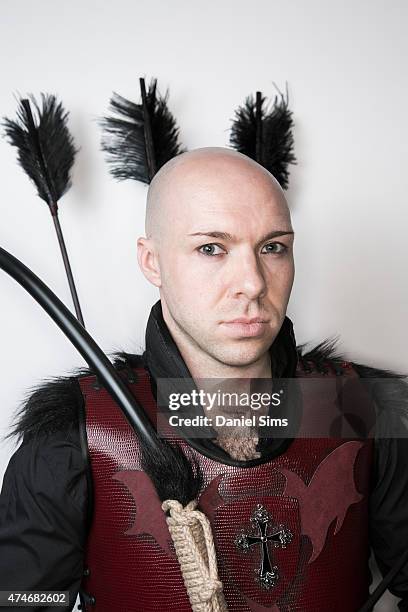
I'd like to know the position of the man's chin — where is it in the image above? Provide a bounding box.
[211,342,271,369]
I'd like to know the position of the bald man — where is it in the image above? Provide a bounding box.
[0,147,407,611]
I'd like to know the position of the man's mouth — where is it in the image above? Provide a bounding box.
[221,317,269,338]
[225,317,267,324]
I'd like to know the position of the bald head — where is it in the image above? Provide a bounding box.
[145,147,291,241]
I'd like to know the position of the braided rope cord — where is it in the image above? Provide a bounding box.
[162,499,228,612]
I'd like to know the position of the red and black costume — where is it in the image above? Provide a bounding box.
[1,300,408,611]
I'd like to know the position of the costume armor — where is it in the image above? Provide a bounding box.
[79,360,374,611]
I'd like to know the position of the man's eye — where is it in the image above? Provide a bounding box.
[198,244,225,256]
[261,242,287,255]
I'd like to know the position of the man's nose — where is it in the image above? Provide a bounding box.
[231,252,267,300]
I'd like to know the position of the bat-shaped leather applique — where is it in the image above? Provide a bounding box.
[113,470,174,557]
[113,441,364,572]
[198,474,225,517]
[279,440,364,563]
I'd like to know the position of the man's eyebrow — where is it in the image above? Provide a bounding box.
[188,230,295,242]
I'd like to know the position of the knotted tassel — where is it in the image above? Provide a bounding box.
[162,499,228,612]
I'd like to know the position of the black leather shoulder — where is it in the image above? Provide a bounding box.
[5,351,146,443]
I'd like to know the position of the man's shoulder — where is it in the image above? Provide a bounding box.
[296,336,408,418]
[296,337,352,376]
[296,336,406,379]
[6,351,146,443]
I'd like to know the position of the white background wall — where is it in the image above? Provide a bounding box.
[0,1,406,609]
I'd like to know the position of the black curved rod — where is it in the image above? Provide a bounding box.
[358,548,408,611]
[0,245,157,448]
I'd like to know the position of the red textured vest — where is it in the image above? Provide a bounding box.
[78,362,374,612]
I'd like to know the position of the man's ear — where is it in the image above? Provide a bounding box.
[137,237,162,287]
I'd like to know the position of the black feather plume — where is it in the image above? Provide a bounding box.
[100,77,185,184]
[2,93,77,206]
[2,94,84,326]
[230,84,296,189]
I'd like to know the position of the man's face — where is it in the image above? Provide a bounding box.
[141,155,295,368]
